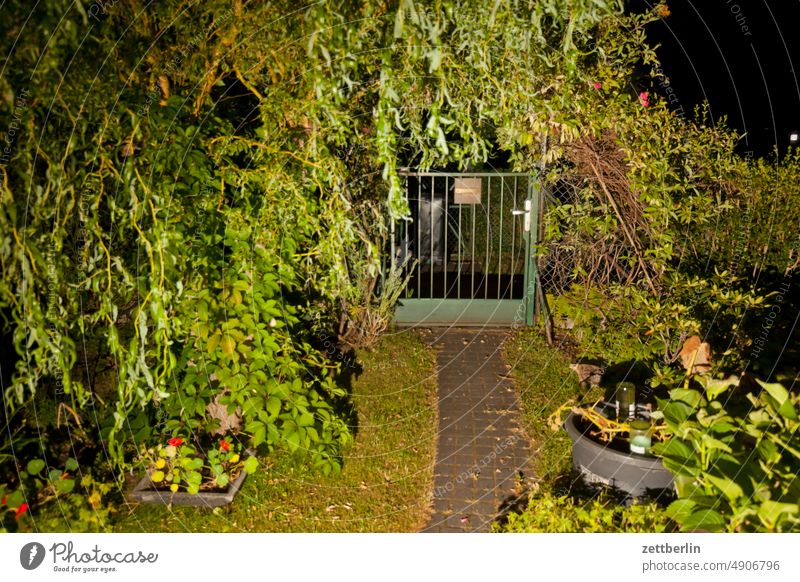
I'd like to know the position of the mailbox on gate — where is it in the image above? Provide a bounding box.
[453,177,482,204]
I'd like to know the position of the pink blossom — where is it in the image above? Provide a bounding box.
[639,91,650,107]
[593,82,602,90]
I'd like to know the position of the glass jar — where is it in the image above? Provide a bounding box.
[629,419,652,455]
[615,382,636,421]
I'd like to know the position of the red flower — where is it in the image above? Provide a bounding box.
[220,440,231,452]
[639,91,650,107]
[1,496,6,505]
[14,503,28,519]
[168,437,183,447]
[593,82,602,90]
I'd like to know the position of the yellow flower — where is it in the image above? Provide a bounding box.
[155,458,166,469]
[88,491,102,509]
[229,454,240,464]
[170,483,179,493]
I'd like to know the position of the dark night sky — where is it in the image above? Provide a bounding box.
[636,0,800,156]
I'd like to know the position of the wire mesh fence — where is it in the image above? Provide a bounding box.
[537,177,585,298]
[538,170,646,302]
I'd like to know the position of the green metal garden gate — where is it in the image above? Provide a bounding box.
[392,171,541,326]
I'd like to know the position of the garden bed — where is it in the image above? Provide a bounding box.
[130,467,248,508]
[115,330,438,532]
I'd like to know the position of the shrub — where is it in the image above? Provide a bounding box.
[653,376,800,532]
[496,490,670,533]
[1,460,114,533]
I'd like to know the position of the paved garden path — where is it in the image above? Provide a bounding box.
[422,328,534,532]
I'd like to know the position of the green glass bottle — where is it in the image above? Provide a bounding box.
[615,382,635,421]
[629,419,652,455]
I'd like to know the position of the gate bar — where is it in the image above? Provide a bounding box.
[457,202,462,299]
[470,199,476,298]
[484,176,490,300]
[443,176,448,298]
[430,175,434,296]
[417,177,421,298]
[498,176,504,298]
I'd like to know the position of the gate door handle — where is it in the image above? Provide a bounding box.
[511,199,532,232]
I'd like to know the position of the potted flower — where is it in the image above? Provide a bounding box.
[130,437,258,507]
[551,385,674,500]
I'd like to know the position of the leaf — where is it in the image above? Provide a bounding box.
[698,375,739,400]
[661,401,693,428]
[680,509,726,532]
[708,421,737,434]
[652,437,693,462]
[393,4,405,38]
[266,396,281,418]
[285,430,301,452]
[672,474,700,498]
[207,332,220,353]
[758,500,798,530]
[660,457,699,477]
[242,396,264,418]
[216,474,229,488]
[150,470,165,483]
[185,471,203,485]
[706,474,743,502]
[26,459,46,475]
[757,380,799,421]
[221,336,236,355]
[298,412,315,427]
[665,499,696,523]
[243,456,259,474]
[700,434,732,454]
[758,380,789,404]
[54,479,75,494]
[5,490,24,508]
[669,388,702,408]
[254,423,267,447]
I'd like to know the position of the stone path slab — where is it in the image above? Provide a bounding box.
[422,329,534,532]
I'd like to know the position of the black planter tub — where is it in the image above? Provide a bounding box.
[564,411,674,499]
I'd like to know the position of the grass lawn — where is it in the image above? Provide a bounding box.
[114,330,438,532]
[502,330,602,489]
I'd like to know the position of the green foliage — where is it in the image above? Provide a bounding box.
[0,0,713,531]
[165,222,351,471]
[1,459,113,533]
[706,151,800,276]
[496,490,670,533]
[550,269,771,380]
[653,376,800,532]
[536,4,798,380]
